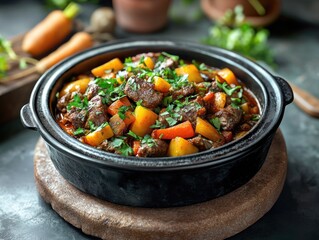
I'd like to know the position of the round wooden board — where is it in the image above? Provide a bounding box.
[34,130,287,240]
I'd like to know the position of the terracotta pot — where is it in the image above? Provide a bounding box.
[201,0,281,26]
[112,0,172,33]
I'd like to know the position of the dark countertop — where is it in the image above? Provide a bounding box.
[1,1,319,239]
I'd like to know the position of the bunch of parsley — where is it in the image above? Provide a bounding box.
[202,5,274,66]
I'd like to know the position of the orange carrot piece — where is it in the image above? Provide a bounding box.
[213,92,227,112]
[60,77,91,97]
[22,3,79,56]
[175,64,204,83]
[152,121,195,140]
[130,106,158,137]
[83,124,114,146]
[132,140,141,156]
[36,32,93,73]
[107,97,131,115]
[195,117,223,142]
[167,137,199,157]
[109,114,126,136]
[143,57,154,69]
[91,58,124,77]
[217,68,240,86]
[153,76,171,93]
[123,111,136,126]
[203,91,215,103]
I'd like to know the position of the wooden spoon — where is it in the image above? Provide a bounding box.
[290,83,319,118]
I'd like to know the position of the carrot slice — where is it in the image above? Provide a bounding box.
[152,121,195,140]
[167,137,198,157]
[132,140,141,156]
[203,91,214,103]
[130,106,158,137]
[123,111,136,126]
[217,68,239,86]
[91,58,124,77]
[107,97,132,115]
[83,124,114,146]
[109,114,126,136]
[143,57,154,69]
[153,76,171,93]
[195,117,223,142]
[60,77,91,97]
[175,64,204,83]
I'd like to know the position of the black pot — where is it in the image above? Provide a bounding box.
[20,40,293,208]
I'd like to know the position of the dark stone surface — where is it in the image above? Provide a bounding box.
[1,0,319,239]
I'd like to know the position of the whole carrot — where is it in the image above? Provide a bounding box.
[0,31,93,83]
[36,31,93,73]
[22,3,80,56]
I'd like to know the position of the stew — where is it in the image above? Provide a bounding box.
[56,52,260,157]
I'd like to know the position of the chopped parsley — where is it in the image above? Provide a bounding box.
[67,94,88,110]
[118,105,130,120]
[88,120,97,131]
[73,127,85,136]
[251,114,261,121]
[110,137,133,156]
[95,77,126,104]
[216,80,242,96]
[127,131,157,148]
[161,52,179,62]
[192,60,209,71]
[210,117,221,132]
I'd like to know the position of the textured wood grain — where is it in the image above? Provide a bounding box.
[34,130,287,240]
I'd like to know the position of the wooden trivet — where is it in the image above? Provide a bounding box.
[34,130,287,240]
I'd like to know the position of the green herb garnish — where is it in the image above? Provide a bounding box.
[67,94,88,110]
[118,105,130,120]
[202,5,274,66]
[251,114,261,121]
[217,80,241,96]
[161,52,179,62]
[110,137,133,156]
[210,117,221,132]
[73,127,85,136]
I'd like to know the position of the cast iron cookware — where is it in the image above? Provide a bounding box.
[21,40,293,207]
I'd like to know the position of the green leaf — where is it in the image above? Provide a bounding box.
[216,81,241,96]
[73,127,85,136]
[161,52,179,62]
[210,117,221,131]
[127,130,141,140]
[118,105,130,120]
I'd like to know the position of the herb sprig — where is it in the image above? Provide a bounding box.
[202,6,274,66]
[0,36,38,79]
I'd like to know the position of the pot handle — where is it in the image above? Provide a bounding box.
[20,104,37,131]
[274,76,294,105]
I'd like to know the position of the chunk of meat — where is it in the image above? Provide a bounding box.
[178,98,206,127]
[215,105,242,131]
[157,57,178,70]
[86,82,100,100]
[57,92,71,113]
[188,135,213,151]
[85,95,108,128]
[171,84,195,99]
[65,108,88,129]
[124,76,163,109]
[136,139,168,157]
[132,52,160,62]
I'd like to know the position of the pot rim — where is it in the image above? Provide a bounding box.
[28,39,287,171]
